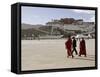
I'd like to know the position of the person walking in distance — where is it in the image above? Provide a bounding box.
[79,38,87,57]
[72,37,78,56]
[65,36,73,58]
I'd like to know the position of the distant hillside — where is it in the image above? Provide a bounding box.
[21,23,95,39]
[22,23,44,29]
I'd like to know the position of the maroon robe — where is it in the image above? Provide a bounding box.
[65,38,72,56]
[79,39,86,56]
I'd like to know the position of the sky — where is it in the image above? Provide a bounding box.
[21,6,95,25]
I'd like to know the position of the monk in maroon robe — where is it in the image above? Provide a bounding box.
[79,38,87,57]
[65,36,73,58]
